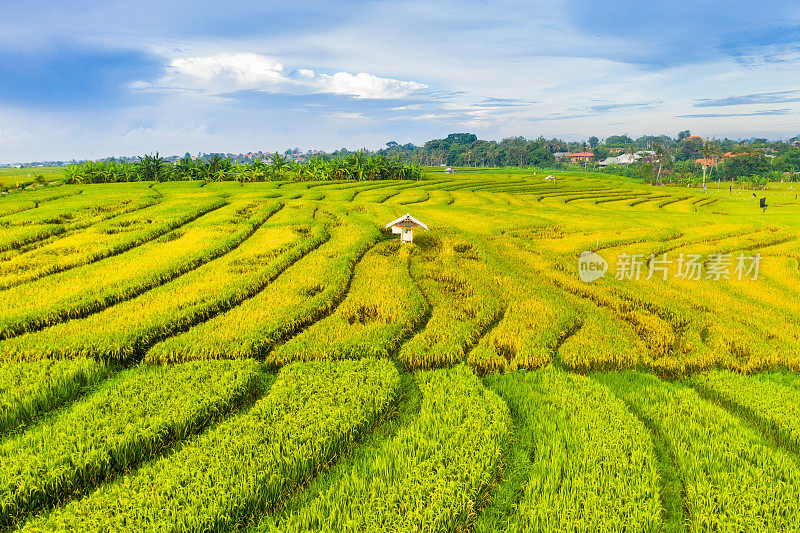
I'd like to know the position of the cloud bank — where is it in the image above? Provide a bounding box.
[145,52,428,100]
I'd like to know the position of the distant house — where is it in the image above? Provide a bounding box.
[615,153,641,164]
[598,153,641,167]
[566,152,594,163]
[695,158,718,167]
[553,152,569,161]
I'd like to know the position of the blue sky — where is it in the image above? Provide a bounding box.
[1,0,799,162]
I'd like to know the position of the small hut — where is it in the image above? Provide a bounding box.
[386,213,429,244]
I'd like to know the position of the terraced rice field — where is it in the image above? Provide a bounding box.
[1,170,799,531]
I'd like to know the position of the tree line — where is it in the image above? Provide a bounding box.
[378,131,800,187]
[63,152,423,184]
[19,130,800,189]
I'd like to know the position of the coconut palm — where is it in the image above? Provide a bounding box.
[701,139,713,189]
[654,143,666,186]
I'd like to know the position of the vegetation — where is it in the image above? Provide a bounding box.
[62,152,424,184]
[476,369,661,532]
[260,364,510,532]
[597,371,800,531]
[0,198,273,341]
[397,235,504,369]
[689,370,800,453]
[1,169,800,531]
[0,205,322,364]
[20,359,400,532]
[0,187,221,289]
[0,360,261,528]
[0,358,108,435]
[0,183,157,253]
[0,167,64,190]
[266,240,429,365]
[146,209,380,363]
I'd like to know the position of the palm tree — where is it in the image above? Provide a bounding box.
[176,155,197,180]
[701,139,713,189]
[349,151,367,180]
[202,155,224,181]
[64,164,83,184]
[582,141,590,170]
[654,143,665,186]
[712,144,723,188]
[464,149,473,167]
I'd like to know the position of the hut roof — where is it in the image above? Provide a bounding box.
[386,213,429,230]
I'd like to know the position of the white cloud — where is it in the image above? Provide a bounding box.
[144,52,427,99]
[329,112,370,120]
[170,53,284,82]
[155,52,287,93]
[316,72,427,99]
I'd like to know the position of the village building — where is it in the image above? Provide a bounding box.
[565,152,594,163]
[694,158,718,167]
[598,153,642,167]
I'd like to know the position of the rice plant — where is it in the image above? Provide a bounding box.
[0,358,108,435]
[266,239,429,364]
[689,369,800,453]
[146,209,381,362]
[0,199,275,340]
[476,368,662,532]
[260,364,511,532]
[19,358,400,532]
[0,189,220,288]
[0,359,261,528]
[0,205,322,364]
[597,370,800,531]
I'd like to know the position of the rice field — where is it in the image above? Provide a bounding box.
[0,167,63,189]
[1,170,799,531]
